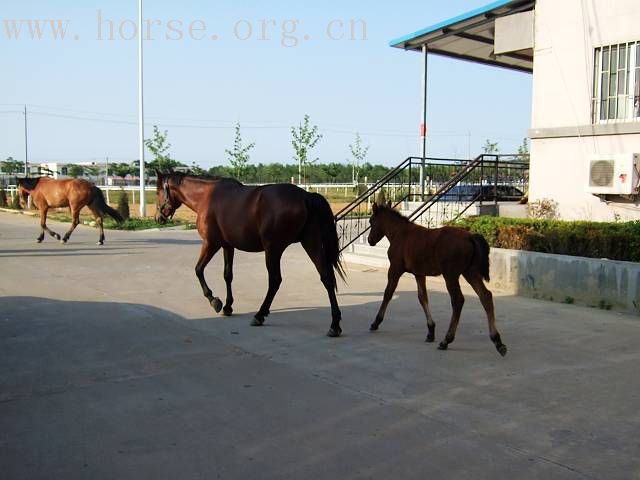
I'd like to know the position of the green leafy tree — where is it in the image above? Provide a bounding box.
[112,163,133,178]
[68,164,84,178]
[225,122,255,180]
[291,114,322,184]
[517,138,530,162]
[1,157,24,174]
[482,139,500,155]
[348,133,369,184]
[145,125,181,172]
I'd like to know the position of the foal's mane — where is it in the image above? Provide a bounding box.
[377,204,411,223]
[165,171,242,186]
[17,177,41,190]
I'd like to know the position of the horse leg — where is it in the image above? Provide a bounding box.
[195,240,223,313]
[38,206,60,242]
[438,273,465,351]
[301,235,342,338]
[88,205,106,245]
[416,275,436,342]
[252,248,284,327]
[464,272,507,357]
[222,247,234,316]
[61,207,80,243]
[370,268,402,331]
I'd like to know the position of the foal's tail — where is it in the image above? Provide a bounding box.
[89,186,124,223]
[470,233,491,282]
[305,192,346,288]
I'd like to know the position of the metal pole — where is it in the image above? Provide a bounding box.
[420,45,428,199]
[24,105,28,176]
[105,156,110,204]
[138,0,146,217]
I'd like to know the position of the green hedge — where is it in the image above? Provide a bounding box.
[454,216,640,262]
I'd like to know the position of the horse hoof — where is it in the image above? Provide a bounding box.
[327,327,342,338]
[53,234,61,241]
[251,315,264,326]
[369,323,378,332]
[497,344,508,357]
[222,306,233,316]
[210,297,223,313]
[425,334,435,343]
[96,241,104,246]
[437,341,448,350]
[60,239,67,244]
[36,238,43,243]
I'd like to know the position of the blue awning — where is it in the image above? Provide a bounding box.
[390,0,535,73]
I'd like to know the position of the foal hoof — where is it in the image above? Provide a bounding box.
[210,297,223,313]
[60,239,67,244]
[425,334,435,343]
[369,323,379,332]
[222,306,233,317]
[437,341,449,350]
[36,238,43,243]
[251,315,265,326]
[96,241,104,246]
[497,344,508,357]
[327,327,342,338]
[53,233,61,241]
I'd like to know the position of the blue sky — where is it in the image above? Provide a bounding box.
[1,0,532,168]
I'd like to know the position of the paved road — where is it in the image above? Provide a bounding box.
[1,211,639,480]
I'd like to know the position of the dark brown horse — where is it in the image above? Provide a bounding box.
[368,202,507,356]
[17,176,123,245]
[155,171,345,337]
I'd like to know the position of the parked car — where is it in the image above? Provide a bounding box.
[441,184,524,202]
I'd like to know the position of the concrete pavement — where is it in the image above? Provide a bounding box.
[1,211,639,479]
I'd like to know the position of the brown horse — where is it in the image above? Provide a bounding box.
[17,176,123,245]
[155,171,345,337]
[368,202,507,356]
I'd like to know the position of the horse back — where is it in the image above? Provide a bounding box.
[31,177,93,209]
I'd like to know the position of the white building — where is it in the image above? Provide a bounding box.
[391,0,640,221]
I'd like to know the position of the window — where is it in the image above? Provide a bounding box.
[592,42,640,123]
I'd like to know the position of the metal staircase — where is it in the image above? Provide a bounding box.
[335,154,528,252]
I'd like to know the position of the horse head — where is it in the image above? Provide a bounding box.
[155,170,181,224]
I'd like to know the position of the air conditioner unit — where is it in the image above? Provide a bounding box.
[587,153,640,195]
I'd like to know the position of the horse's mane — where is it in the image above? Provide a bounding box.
[17,177,41,190]
[165,171,242,186]
[378,204,411,223]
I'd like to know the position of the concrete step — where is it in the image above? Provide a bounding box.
[343,242,390,269]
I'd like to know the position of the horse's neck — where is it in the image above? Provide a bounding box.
[381,213,408,243]
[175,179,210,212]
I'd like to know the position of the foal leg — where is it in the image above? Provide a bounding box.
[438,273,465,351]
[252,248,284,327]
[464,272,507,357]
[370,268,402,331]
[301,234,342,337]
[61,206,80,243]
[195,240,223,313]
[415,275,436,342]
[222,247,234,316]
[37,206,61,242]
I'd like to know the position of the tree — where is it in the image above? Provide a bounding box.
[116,189,130,220]
[1,157,24,174]
[145,125,181,172]
[348,133,369,184]
[112,163,133,178]
[482,139,500,155]
[68,164,84,178]
[225,122,255,180]
[189,161,206,176]
[517,138,530,162]
[291,114,322,184]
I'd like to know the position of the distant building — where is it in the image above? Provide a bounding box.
[390,0,640,220]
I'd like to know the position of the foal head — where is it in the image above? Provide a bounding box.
[155,170,183,224]
[16,177,40,208]
[368,201,395,246]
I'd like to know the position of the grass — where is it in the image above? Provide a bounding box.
[43,211,195,231]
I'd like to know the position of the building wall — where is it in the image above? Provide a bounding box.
[529,0,640,220]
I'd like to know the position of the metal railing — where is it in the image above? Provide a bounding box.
[335,154,529,252]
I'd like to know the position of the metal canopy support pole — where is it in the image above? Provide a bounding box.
[24,105,28,176]
[420,45,428,199]
[138,0,146,217]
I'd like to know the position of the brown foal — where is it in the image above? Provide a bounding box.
[367,202,507,356]
[17,177,123,245]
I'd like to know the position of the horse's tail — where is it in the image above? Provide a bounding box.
[470,233,491,282]
[304,192,346,289]
[90,186,124,223]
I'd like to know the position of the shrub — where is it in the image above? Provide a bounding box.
[0,187,7,207]
[116,189,130,220]
[454,216,640,262]
[10,191,22,210]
